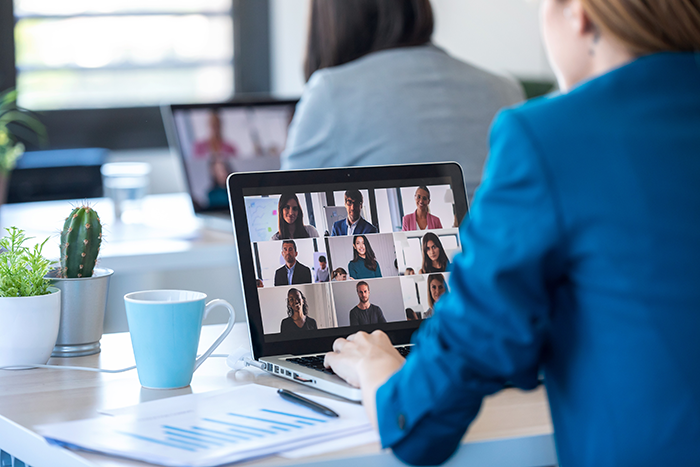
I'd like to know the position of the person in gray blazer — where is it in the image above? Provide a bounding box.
[281,0,524,200]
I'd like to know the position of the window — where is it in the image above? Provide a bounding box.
[13,0,234,110]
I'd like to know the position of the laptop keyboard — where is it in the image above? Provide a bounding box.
[286,346,413,375]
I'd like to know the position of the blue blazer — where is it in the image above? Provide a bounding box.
[331,216,378,236]
[377,52,700,466]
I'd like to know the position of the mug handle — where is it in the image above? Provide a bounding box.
[194,299,236,371]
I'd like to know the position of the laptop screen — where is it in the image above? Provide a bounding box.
[165,100,297,213]
[227,164,468,358]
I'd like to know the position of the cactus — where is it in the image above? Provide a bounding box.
[60,205,102,278]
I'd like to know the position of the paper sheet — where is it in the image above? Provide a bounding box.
[38,384,372,467]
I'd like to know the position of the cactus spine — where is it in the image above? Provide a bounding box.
[60,205,102,278]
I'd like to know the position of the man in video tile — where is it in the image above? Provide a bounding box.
[349,281,387,326]
[331,189,378,236]
[274,240,312,286]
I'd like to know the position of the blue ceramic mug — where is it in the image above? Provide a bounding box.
[124,290,236,389]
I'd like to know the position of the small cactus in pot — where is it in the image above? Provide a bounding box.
[59,205,102,278]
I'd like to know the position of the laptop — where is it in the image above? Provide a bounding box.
[226,163,469,400]
[161,99,298,230]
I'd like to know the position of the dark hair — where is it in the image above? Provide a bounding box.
[427,273,447,308]
[356,280,370,292]
[344,189,363,205]
[319,255,327,263]
[305,0,434,81]
[405,267,414,273]
[405,307,418,320]
[421,232,449,273]
[286,288,309,317]
[332,267,347,279]
[277,192,310,239]
[282,239,297,252]
[352,235,378,271]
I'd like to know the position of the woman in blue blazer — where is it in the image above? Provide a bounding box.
[324,0,700,466]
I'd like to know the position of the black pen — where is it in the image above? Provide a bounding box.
[277,388,339,418]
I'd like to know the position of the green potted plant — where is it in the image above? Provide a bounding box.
[0,227,61,369]
[0,89,46,206]
[46,204,114,357]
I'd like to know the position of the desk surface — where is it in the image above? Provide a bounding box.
[0,323,555,467]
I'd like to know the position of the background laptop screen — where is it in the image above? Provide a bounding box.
[239,174,467,346]
[169,101,296,212]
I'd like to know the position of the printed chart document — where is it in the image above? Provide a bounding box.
[37,384,371,467]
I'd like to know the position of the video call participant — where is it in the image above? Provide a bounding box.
[315,255,330,282]
[402,186,443,231]
[419,232,450,274]
[405,308,418,321]
[280,288,318,333]
[271,192,320,240]
[274,240,312,286]
[348,235,382,279]
[405,267,415,276]
[349,281,387,326]
[332,267,348,281]
[423,273,447,319]
[331,189,378,236]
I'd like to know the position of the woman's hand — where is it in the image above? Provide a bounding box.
[324,330,405,427]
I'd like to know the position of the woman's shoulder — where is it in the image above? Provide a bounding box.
[271,231,281,240]
[304,225,319,237]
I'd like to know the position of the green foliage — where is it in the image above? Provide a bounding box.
[0,227,53,297]
[60,205,103,278]
[0,89,47,176]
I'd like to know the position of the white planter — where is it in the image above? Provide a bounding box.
[0,287,61,369]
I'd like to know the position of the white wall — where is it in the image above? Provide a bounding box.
[269,0,552,97]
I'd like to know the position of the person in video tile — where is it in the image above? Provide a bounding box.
[405,267,415,276]
[419,232,450,274]
[331,189,378,236]
[424,273,448,319]
[349,281,387,326]
[274,240,312,286]
[402,186,443,231]
[348,235,383,279]
[315,255,330,282]
[332,268,348,281]
[280,288,318,333]
[271,192,320,240]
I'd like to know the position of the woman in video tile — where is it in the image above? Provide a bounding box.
[402,186,443,231]
[424,273,448,319]
[348,235,382,279]
[271,192,320,240]
[419,232,450,274]
[280,288,318,333]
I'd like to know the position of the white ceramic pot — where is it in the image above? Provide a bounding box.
[0,287,61,369]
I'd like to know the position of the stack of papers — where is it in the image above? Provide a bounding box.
[38,385,372,466]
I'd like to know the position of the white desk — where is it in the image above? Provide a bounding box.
[0,194,245,332]
[0,324,557,467]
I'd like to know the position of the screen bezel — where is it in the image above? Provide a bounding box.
[227,163,468,360]
[163,99,299,214]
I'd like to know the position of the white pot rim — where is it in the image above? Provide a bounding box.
[0,287,60,301]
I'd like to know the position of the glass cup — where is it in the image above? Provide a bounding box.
[124,290,236,389]
[101,162,151,223]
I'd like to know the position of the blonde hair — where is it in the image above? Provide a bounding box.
[581,0,700,54]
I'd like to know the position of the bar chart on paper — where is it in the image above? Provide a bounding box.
[37,385,371,467]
